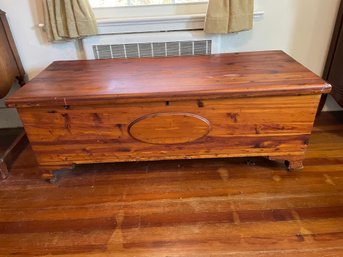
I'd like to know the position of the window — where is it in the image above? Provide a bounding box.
[89,0,206,8]
[90,0,209,34]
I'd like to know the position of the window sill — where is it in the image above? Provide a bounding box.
[93,2,206,34]
[96,11,264,35]
[97,14,205,34]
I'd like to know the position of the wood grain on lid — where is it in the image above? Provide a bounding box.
[6,51,331,107]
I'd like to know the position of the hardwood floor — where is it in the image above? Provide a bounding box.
[0,111,342,256]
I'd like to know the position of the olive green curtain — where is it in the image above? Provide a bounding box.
[204,0,254,33]
[43,0,98,41]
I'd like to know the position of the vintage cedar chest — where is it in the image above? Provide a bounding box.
[6,51,331,181]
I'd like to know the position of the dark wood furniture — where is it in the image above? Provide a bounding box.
[0,10,27,179]
[6,51,331,182]
[0,10,25,96]
[320,0,343,110]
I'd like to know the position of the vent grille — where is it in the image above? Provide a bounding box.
[93,40,212,59]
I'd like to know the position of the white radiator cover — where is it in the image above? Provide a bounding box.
[82,31,221,60]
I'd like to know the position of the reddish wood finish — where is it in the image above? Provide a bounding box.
[128,112,211,144]
[18,95,319,180]
[6,51,330,180]
[6,51,330,108]
[268,155,305,171]
[0,111,342,256]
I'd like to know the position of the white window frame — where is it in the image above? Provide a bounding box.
[92,2,209,34]
[90,0,207,8]
[92,1,263,35]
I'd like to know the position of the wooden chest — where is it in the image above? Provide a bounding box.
[6,51,331,181]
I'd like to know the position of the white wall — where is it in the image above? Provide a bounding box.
[0,0,341,128]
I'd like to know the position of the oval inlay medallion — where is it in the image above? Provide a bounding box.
[128,112,211,144]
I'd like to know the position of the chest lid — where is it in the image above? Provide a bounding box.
[6,51,331,108]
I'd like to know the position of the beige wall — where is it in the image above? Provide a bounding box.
[0,0,341,127]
